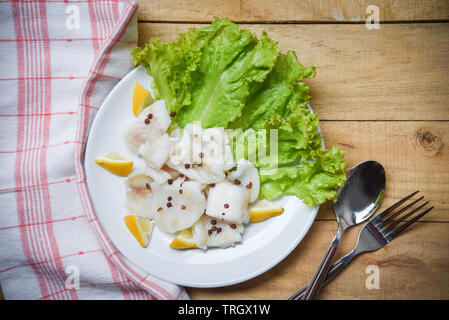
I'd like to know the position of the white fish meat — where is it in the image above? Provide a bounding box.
[167,123,234,184]
[205,180,250,224]
[138,133,173,169]
[124,168,171,218]
[123,100,171,153]
[151,177,206,233]
[227,159,260,202]
[192,215,244,249]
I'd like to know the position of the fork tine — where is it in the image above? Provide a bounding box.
[393,206,434,235]
[371,190,420,224]
[384,206,434,241]
[381,196,425,225]
[381,201,429,235]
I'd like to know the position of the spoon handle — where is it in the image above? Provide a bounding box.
[288,253,353,300]
[302,235,341,300]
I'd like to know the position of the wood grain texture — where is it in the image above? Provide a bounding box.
[316,121,449,221]
[187,220,449,299]
[138,23,449,121]
[138,0,449,22]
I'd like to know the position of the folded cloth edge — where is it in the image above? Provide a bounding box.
[73,0,188,300]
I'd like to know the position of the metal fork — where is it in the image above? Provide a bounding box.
[288,191,433,300]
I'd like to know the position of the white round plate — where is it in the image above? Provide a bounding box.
[84,66,320,288]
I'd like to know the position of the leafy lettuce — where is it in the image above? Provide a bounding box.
[131,17,346,207]
[229,51,321,167]
[259,147,346,207]
[131,37,199,116]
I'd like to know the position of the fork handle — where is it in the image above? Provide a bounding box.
[301,240,339,300]
[289,259,346,300]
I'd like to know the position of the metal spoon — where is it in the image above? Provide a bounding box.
[301,160,386,300]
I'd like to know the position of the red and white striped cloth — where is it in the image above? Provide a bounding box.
[0,0,188,300]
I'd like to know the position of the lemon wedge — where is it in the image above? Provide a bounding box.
[124,215,155,248]
[132,82,154,116]
[169,229,198,250]
[94,151,133,177]
[249,199,284,223]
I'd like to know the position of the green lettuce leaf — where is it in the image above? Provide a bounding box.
[229,51,315,131]
[177,21,280,128]
[259,147,346,207]
[131,38,199,115]
[131,18,232,115]
[229,51,321,168]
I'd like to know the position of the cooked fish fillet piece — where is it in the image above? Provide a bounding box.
[198,126,234,172]
[127,168,172,187]
[125,168,171,218]
[151,177,206,233]
[168,129,222,183]
[191,215,244,249]
[205,180,250,224]
[126,188,152,218]
[227,159,260,202]
[161,164,182,180]
[123,100,171,153]
[138,133,173,169]
[167,123,234,184]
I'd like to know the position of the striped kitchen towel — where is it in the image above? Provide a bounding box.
[0,0,188,300]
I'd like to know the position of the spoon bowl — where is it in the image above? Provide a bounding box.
[334,160,386,229]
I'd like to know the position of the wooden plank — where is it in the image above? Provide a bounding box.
[316,121,449,222]
[138,0,449,23]
[138,23,449,121]
[187,220,449,299]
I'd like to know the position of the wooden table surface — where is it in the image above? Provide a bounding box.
[136,0,449,300]
[2,0,447,301]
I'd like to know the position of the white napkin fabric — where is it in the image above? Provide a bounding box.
[0,0,188,300]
